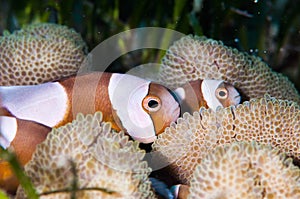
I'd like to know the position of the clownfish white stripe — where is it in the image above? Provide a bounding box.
[108,73,156,143]
[0,116,17,149]
[174,87,186,103]
[0,82,68,127]
[201,79,224,111]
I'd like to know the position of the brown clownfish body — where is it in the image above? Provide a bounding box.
[0,72,180,192]
[174,79,241,114]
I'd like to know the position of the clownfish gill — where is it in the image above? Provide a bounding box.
[174,79,241,114]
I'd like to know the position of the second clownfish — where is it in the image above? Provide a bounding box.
[174,79,241,113]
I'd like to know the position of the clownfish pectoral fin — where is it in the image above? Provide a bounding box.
[173,84,200,114]
[170,184,190,199]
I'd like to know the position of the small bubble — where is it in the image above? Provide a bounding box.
[254,0,258,3]
[267,16,272,21]
[263,50,267,54]
[250,49,254,53]
[255,49,258,53]
[234,38,239,43]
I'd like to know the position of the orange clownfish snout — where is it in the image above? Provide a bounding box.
[174,79,241,113]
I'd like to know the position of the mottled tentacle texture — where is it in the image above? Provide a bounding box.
[188,141,300,199]
[158,35,300,104]
[152,95,300,184]
[16,112,156,199]
[0,23,87,86]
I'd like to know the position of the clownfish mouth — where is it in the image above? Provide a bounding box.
[234,94,241,105]
[171,105,181,121]
[131,135,157,143]
[229,88,241,106]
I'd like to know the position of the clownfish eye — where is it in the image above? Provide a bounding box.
[216,87,228,99]
[142,96,161,112]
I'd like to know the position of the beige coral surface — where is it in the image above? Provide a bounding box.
[0,23,87,86]
[13,23,88,54]
[16,112,155,199]
[152,95,300,184]
[188,141,300,199]
[158,35,300,104]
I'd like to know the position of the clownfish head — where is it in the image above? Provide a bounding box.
[108,74,180,143]
[174,79,241,113]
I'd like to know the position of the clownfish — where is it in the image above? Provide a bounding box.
[174,79,241,113]
[0,72,180,192]
[0,72,181,145]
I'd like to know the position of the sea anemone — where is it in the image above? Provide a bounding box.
[158,35,300,104]
[13,23,88,54]
[188,141,300,199]
[152,95,300,184]
[0,23,87,86]
[16,112,155,199]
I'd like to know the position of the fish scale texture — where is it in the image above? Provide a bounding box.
[152,95,300,184]
[0,23,87,86]
[158,35,300,104]
[16,112,156,199]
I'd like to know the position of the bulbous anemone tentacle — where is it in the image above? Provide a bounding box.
[152,95,300,184]
[188,141,300,199]
[16,112,156,199]
[0,23,87,86]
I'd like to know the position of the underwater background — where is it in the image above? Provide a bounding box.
[1,0,300,91]
[2,0,300,198]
